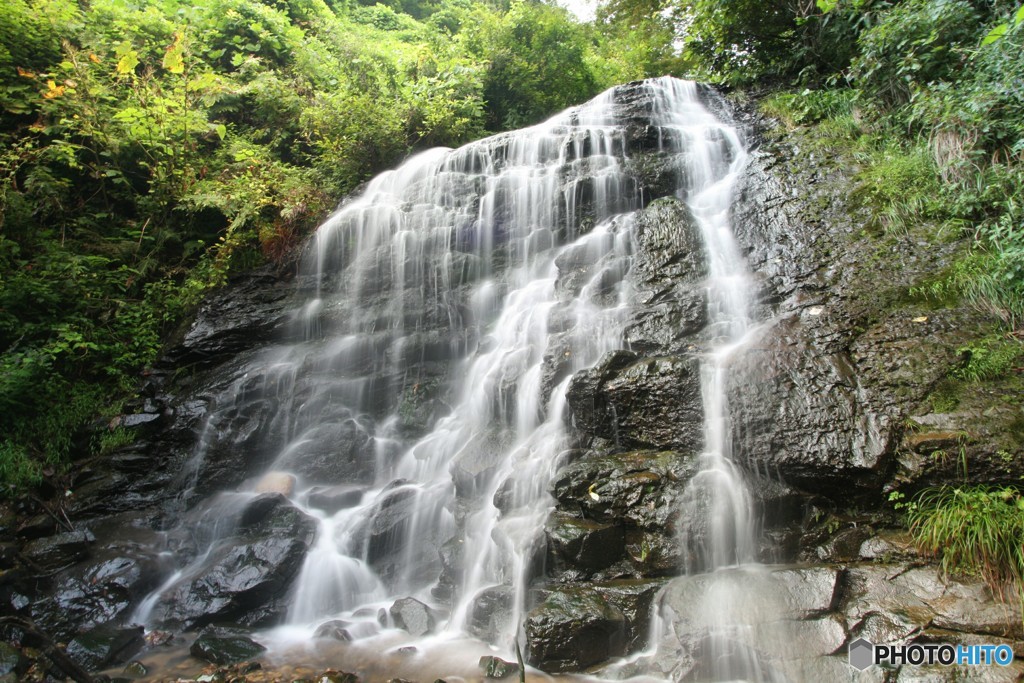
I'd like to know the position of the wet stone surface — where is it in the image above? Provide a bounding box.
[524,587,627,672]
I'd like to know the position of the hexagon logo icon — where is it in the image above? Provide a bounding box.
[849,638,875,671]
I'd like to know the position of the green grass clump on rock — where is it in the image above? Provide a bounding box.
[909,485,1024,602]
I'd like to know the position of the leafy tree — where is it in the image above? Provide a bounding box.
[850,0,981,106]
[472,1,601,129]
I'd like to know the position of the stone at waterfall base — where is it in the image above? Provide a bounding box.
[479,655,519,679]
[189,627,267,665]
[389,597,437,637]
[524,588,627,672]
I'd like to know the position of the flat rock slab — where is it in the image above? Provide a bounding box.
[661,566,840,626]
[22,529,95,572]
[842,565,1023,642]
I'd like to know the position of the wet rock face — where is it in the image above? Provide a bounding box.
[728,335,889,494]
[65,624,145,671]
[545,513,625,572]
[22,529,95,573]
[651,556,1024,682]
[723,110,1007,502]
[467,586,515,641]
[25,512,169,643]
[352,482,444,587]
[34,551,163,642]
[13,82,1020,678]
[550,449,697,577]
[566,352,703,451]
[164,268,299,370]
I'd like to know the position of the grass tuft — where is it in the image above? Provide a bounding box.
[909,485,1024,602]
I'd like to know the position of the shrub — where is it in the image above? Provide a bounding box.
[909,485,1024,601]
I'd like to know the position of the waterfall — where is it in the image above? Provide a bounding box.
[135,76,765,677]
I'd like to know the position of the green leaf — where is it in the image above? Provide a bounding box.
[1016,5,1024,25]
[214,123,227,140]
[816,0,837,14]
[982,23,1009,46]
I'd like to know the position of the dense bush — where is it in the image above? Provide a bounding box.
[850,0,980,106]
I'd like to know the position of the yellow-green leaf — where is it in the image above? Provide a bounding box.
[116,50,139,75]
[163,32,185,74]
[215,123,227,140]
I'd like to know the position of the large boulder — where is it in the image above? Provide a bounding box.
[525,588,627,672]
[158,494,315,629]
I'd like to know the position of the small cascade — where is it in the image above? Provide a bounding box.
[134,77,771,677]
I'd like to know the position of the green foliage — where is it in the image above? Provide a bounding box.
[761,2,1024,337]
[917,249,1024,330]
[952,335,1024,382]
[852,140,949,234]
[474,1,601,129]
[0,441,41,493]
[95,426,134,456]
[850,0,980,107]
[674,0,800,82]
[909,485,1024,600]
[761,88,856,126]
[0,0,77,117]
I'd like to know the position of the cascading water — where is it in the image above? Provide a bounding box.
[135,76,766,678]
[668,90,775,683]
